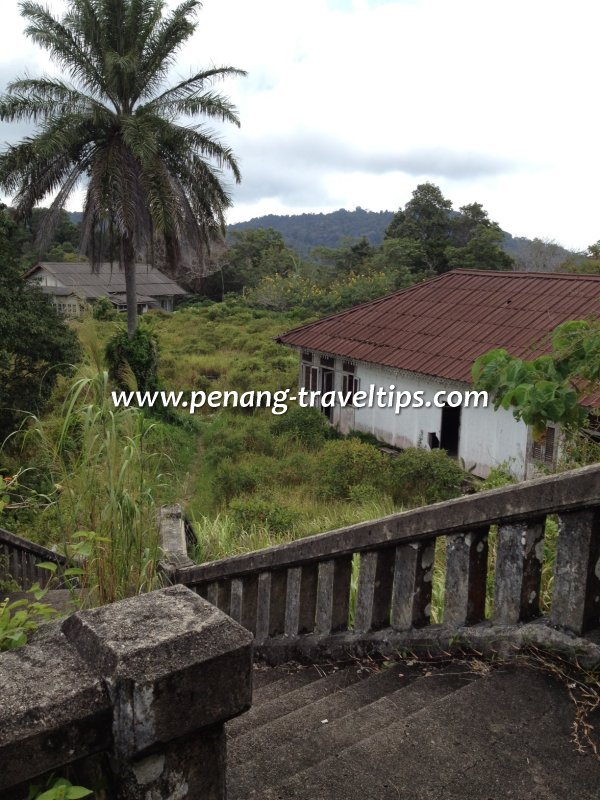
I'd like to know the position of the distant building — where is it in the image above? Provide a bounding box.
[25,261,188,316]
[277,269,600,479]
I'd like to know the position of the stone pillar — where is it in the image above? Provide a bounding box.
[158,505,195,579]
[62,585,253,799]
[0,585,253,799]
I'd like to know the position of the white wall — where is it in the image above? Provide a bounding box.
[302,353,530,479]
[28,268,64,288]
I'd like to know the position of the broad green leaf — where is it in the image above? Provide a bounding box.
[37,562,58,574]
[66,788,93,798]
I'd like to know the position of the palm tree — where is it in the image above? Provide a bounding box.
[0,0,245,336]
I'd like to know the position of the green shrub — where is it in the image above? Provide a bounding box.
[229,497,300,534]
[203,414,275,462]
[478,462,516,490]
[105,325,159,391]
[348,483,384,504]
[317,439,390,498]
[273,405,332,449]
[389,448,465,507]
[347,429,385,448]
[212,460,261,503]
[276,450,319,485]
[92,295,117,320]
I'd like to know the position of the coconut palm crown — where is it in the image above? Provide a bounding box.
[0,0,246,334]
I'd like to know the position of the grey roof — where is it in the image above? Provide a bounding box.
[28,262,188,300]
[40,285,79,297]
[108,292,159,305]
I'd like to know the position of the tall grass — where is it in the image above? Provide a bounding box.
[21,369,164,606]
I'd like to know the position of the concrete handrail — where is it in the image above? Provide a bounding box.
[174,464,600,657]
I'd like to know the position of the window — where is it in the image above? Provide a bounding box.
[320,356,334,368]
[342,363,359,404]
[302,351,313,363]
[531,426,557,465]
[302,363,319,393]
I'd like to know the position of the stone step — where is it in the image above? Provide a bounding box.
[252,664,293,692]
[227,664,367,740]
[231,663,413,770]
[252,667,600,800]
[252,665,325,706]
[229,664,473,799]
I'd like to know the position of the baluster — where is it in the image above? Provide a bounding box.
[315,556,352,635]
[9,549,18,585]
[284,567,302,636]
[255,572,272,641]
[217,580,231,616]
[20,551,27,587]
[205,582,219,606]
[391,540,435,630]
[229,578,243,623]
[269,569,288,636]
[27,554,36,588]
[444,528,488,626]
[354,547,395,633]
[551,509,600,634]
[240,575,258,634]
[493,519,544,624]
[298,563,318,634]
[228,575,259,632]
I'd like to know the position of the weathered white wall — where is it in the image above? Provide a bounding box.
[459,397,529,478]
[304,353,530,479]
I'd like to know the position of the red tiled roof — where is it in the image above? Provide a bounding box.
[277,270,600,388]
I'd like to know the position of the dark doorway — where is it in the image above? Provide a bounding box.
[440,405,461,457]
[321,368,334,420]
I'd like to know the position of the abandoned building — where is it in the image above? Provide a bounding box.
[25,261,188,316]
[278,269,600,479]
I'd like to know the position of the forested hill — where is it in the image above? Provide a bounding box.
[227,207,394,253]
[226,207,579,269]
[65,207,578,270]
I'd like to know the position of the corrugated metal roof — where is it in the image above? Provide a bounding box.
[278,270,600,391]
[27,262,188,298]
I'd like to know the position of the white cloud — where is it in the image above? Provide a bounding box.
[1,0,599,249]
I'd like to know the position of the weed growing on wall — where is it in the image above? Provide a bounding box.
[0,590,58,651]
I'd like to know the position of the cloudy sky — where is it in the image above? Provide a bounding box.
[1,0,599,250]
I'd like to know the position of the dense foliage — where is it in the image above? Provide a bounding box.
[473,319,600,435]
[0,207,80,441]
[385,184,514,275]
[105,325,159,391]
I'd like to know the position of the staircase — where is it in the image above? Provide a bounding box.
[227,659,600,800]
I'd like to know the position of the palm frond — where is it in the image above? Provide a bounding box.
[1,76,112,122]
[19,1,118,107]
[135,0,201,100]
[147,66,247,106]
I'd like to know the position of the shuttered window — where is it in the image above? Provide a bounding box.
[531,426,557,464]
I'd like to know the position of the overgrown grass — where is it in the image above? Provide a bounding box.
[5,369,166,606]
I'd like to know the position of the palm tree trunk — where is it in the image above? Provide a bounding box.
[122,235,138,338]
